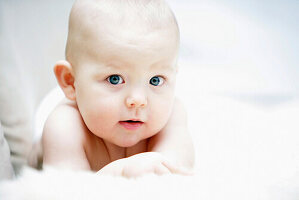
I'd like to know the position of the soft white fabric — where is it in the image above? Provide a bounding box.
[1,91,299,199]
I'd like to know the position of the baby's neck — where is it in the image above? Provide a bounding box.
[102,139,148,162]
[102,140,125,162]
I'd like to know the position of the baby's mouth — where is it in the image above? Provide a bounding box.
[119,120,144,130]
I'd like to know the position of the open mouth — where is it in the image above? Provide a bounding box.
[119,120,144,130]
[122,119,143,123]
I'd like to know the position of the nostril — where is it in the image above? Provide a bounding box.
[126,97,147,108]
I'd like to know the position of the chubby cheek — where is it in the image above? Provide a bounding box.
[77,93,122,137]
[147,95,175,134]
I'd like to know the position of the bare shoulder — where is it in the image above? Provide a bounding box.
[43,98,86,137]
[169,97,188,126]
[42,98,90,170]
[43,98,87,142]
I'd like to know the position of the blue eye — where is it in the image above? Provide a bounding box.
[149,76,164,86]
[107,75,124,85]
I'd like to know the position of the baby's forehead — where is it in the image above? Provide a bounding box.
[67,0,179,65]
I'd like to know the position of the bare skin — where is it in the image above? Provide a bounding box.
[42,0,194,178]
[43,97,193,177]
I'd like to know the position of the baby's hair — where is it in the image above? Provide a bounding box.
[65,0,179,65]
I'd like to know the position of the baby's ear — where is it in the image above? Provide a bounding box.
[54,60,76,101]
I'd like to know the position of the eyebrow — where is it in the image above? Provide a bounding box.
[96,59,176,73]
[103,65,120,71]
[104,60,129,70]
[92,62,124,73]
[150,62,176,72]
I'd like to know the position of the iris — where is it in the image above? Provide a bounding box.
[150,76,163,86]
[108,75,123,85]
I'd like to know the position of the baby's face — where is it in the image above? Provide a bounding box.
[72,23,179,147]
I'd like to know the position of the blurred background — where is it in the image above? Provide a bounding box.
[170,0,299,107]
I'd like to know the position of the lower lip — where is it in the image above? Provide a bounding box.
[119,121,143,130]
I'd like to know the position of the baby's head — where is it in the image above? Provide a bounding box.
[55,0,180,147]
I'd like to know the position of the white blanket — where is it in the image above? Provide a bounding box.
[1,90,299,200]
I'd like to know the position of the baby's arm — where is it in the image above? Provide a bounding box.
[42,100,90,170]
[147,98,195,172]
[98,152,176,177]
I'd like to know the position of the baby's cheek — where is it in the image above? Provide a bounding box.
[84,98,121,133]
[148,101,173,132]
[97,99,120,121]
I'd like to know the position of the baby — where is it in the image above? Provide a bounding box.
[42,0,194,178]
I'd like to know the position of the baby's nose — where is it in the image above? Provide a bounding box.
[125,95,147,108]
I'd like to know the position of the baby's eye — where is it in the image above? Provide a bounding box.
[149,76,164,86]
[107,75,124,85]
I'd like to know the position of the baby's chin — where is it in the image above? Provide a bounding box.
[113,137,142,148]
[112,133,151,148]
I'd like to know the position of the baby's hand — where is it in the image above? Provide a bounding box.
[97,152,190,178]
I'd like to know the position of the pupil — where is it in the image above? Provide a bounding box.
[151,77,159,86]
[110,75,119,84]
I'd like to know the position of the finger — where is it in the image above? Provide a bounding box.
[154,164,172,176]
[162,161,194,176]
